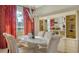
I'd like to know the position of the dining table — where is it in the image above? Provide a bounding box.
[17,36,47,52]
[18,36,47,46]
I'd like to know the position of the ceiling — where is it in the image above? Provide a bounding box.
[33,5,79,17]
[30,5,43,8]
[23,5,79,17]
[24,5,43,9]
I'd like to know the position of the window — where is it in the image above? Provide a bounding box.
[16,10,24,37]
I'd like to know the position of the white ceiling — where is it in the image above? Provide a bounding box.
[24,5,43,9]
[23,5,79,17]
[33,5,79,17]
[31,5,43,8]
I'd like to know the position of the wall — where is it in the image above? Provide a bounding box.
[76,11,79,52]
[34,7,79,52]
[35,10,76,35]
[34,6,79,36]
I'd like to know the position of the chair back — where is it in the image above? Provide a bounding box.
[3,33,19,53]
[47,35,60,53]
[38,31,45,37]
[28,33,33,39]
[43,32,53,44]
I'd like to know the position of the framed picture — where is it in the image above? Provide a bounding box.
[66,15,76,38]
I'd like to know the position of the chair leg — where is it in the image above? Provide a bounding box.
[8,49,9,53]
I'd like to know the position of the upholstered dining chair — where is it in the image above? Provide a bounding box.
[37,32,60,53]
[37,32,53,52]
[3,33,19,53]
[35,31,45,39]
[47,35,60,53]
[38,31,45,36]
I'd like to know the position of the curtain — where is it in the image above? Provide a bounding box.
[0,6,7,49]
[0,5,16,49]
[23,7,32,35]
[5,5,16,38]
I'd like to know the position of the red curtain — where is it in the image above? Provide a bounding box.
[4,5,16,38]
[0,6,7,49]
[23,7,32,35]
[0,5,16,49]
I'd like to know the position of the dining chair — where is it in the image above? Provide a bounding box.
[28,33,33,39]
[37,32,53,52]
[57,37,67,53]
[47,35,60,53]
[3,33,19,53]
[35,31,45,39]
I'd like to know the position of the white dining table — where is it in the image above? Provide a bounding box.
[19,36,47,45]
